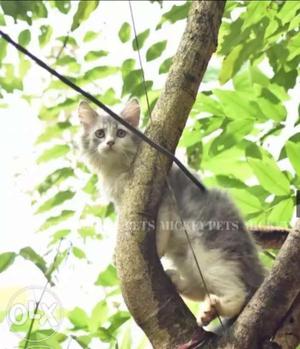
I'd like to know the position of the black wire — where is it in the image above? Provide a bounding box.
[0,29,206,193]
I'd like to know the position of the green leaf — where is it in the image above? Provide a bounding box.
[37,167,74,194]
[210,118,254,155]
[132,29,150,51]
[39,25,53,48]
[248,158,290,196]
[0,40,7,63]
[156,3,190,29]
[0,1,47,24]
[268,197,294,226]
[84,50,108,62]
[108,311,131,333]
[119,22,131,43]
[54,0,71,14]
[36,190,75,214]
[69,307,89,329]
[83,175,98,194]
[36,121,72,144]
[0,13,6,25]
[73,335,92,348]
[19,247,47,274]
[230,188,262,215]
[88,300,109,332]
[37,145,70,164]
[159,57,172,74]
[40,210,75,231]
[72,247,86,259]
[18,29,31,46]
[49,229,71,245]
[219,45,243,84]
[95,265,118,287]
[78,226,100,241]
[213,90,258,120]
[71,0,99,31]
[146,40,167,61]
[82,66,119,81]
[286,141,300,177]
[0,64,22,92]
[98,88,120,106]
[254,97,286,122]
[83,30,99,42]
[0,252,17,273]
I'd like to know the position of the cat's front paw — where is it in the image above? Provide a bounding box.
[198,294,220,326]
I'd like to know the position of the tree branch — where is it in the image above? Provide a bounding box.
[273,293,300,349]
[116,1,226,348]
[249,226,289,249]
[217,219,300,349]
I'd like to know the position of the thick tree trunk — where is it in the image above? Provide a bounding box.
[115,1,226,348]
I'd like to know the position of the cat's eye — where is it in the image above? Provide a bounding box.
[95,129,105,138]
[117,129,127,138]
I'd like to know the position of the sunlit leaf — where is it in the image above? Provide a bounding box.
[84,50,108,62]
[40,210,75,231]
[132,29,150,51]
[39,25,53,47]
[95,265,118,287]
[83,66,119,81]
[36,121,72,144]
[83,174,98,194]
[248,158,290,196]
[268,197,294,226]
[19,247,47,274]
[71,0,99,31]
[119,22,131,43]
[83,30,99,42]
[146,40,167,61]
[18,29,31,46]
[49,229,71,245]
[72,246,86,259]
[54,0,71,14]
[159,57,172,74]
[230,188,262,214]
[37,167,74,194]
[37,145,70,164]
[156,2,190,29]
[36,190,75,214]
[0,252,17,273]
[69,307,89,329]
[286,141,300,177]
[88,301,109,332]
[108,311,131,333]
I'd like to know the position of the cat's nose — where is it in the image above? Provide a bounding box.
[106,140,115,147]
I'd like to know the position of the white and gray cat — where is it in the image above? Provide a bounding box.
[78,99,265,326]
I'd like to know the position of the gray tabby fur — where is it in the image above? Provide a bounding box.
[78,99,265,325]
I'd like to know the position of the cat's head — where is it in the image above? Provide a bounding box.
[78,99,141,170]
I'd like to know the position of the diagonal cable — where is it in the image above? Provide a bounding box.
[0,29,206,193]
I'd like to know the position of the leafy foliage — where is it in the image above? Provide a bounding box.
[0,0,299,348]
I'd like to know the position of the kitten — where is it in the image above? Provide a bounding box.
[78,99,265,326]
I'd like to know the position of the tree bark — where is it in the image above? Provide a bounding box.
[217,219,300,349]
[116,1,226,348]
[273,293,300,349]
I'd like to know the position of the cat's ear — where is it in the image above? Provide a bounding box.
[121,99,140,127]
[78,101,97,130]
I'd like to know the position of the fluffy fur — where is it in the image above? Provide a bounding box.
[78,99,265,325]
